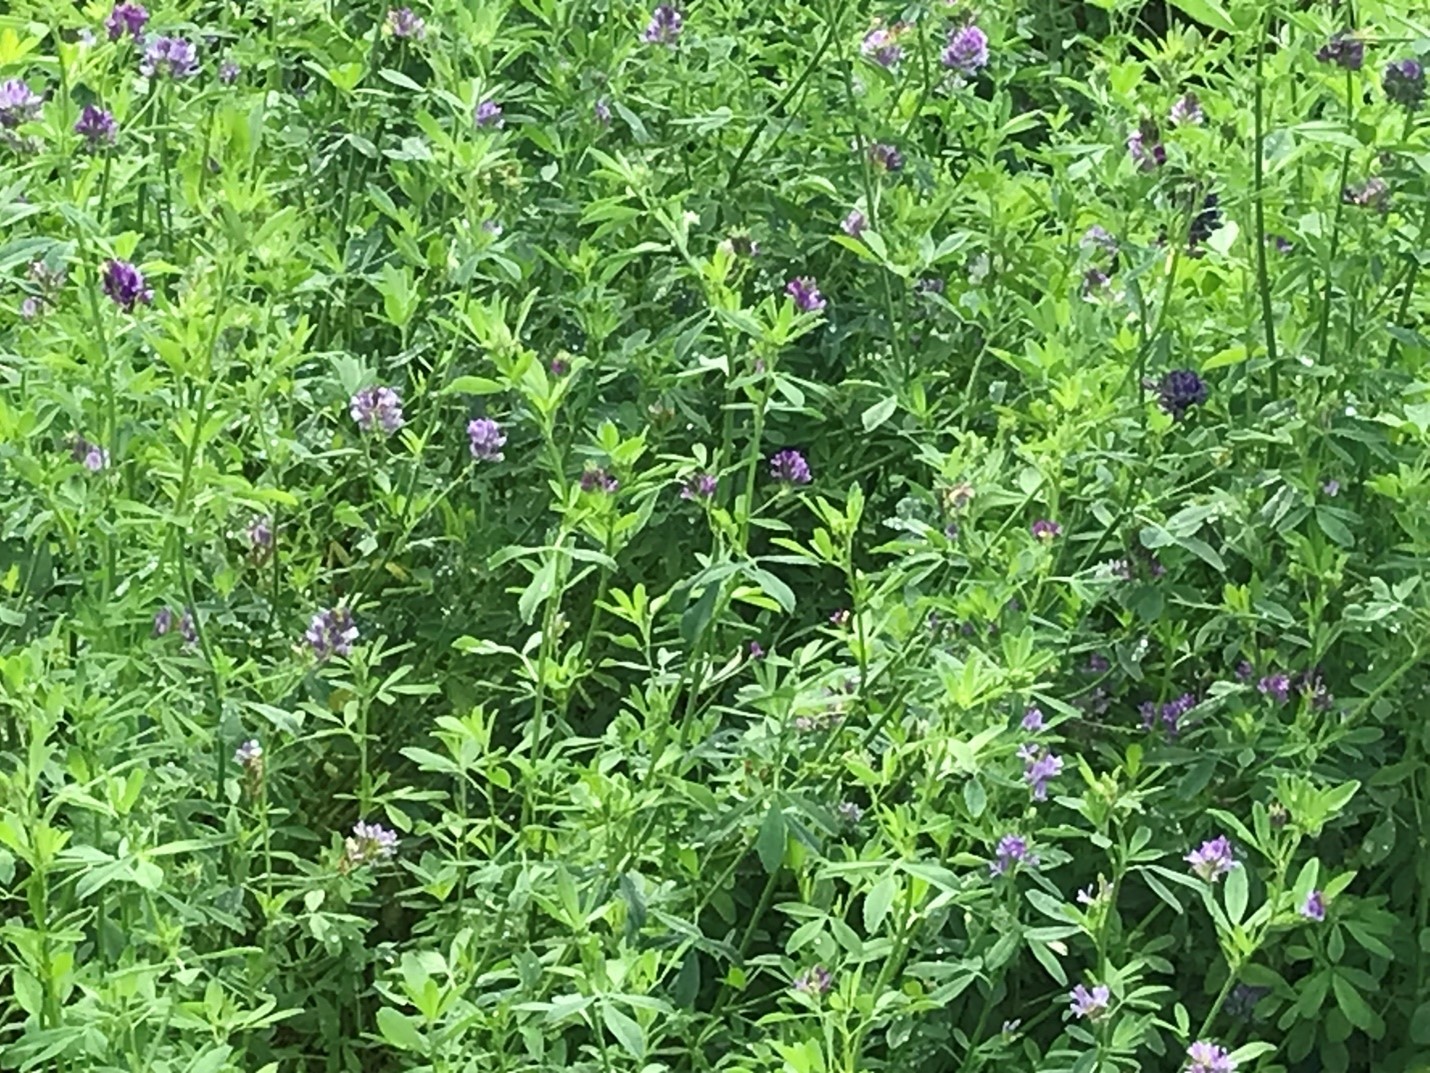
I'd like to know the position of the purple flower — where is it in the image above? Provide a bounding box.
[837,800,863,823]
[989,834,1035,875]
[233,738,263,767]
[579,466,619,493]
[0,80,43,129]
[306,606,358,661]
[840,209,866,237]
[594,97,611,124]
[20,296,42,320]
[860,24,904,68]
[1300,889,1327,921]
[1081,225,1118,255]
[467,417,506,461]
[1020,706,1045,732]
[105,2,148,41]
[1321,478,1340,497]
[218,59,241,85]
[247,516,274,559]
[1185,1040,1237,1073]
[1234,660,1254,681]
[1185,835,1236,882]
[344,820,399,867]
[942,24,989,74]
[723,232,759,258]
[792,965,832,995]
[102,259,152,310]
[386,7,427,39]
[1169,92,1203,126]
[1030,518,1061,541]
[642,4,683,45]
[1189,193,1222,247]
[1068,983,1111,1019]
[1156,369,1208,419]
[1317,32,1364,71]
[1257,673,1290,704]
[549,356,570,376]
[769,449,812,485]
[915,277,945,296]
[868,142,903,171]
[1019,744,1063,801]
[681,471,717,499]
[74,103,117,148]
[141,36,199,79]
[177,607,198,648]
[1272,234,1294,253]
[1343,176,1389,209]
[1127,123,1166,171]
[1384,58,1426,110]
[68,434,109,471]
[1158,693,1197,736]
[474,98,504,128]
[748,641,765,659]
[786,276,826,312]
[350,386,404,435]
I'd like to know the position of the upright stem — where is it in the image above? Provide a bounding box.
[1252,16,1279,401]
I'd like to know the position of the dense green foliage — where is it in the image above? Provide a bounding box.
[2,0,1430,1071]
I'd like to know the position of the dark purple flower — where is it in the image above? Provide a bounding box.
[769,449,812,485]
[942,24,988,73]
[74,103,117,148]
[1189,193,1222,246]
[474,98,503,128]
[467,417,506,461]
[305,606,358,661]
[1138,700,1158,730]
[350,386,404,435]
[0,80,43,129]
[1185,835,1236,882]
[642,4,683,45]
[1296,668,1334,711]
[1185,1040,1236,1073]
[681,471,717,499]
[153,607,174,636]
[386,7,426,39]
[792,965,832,995]
[579,466,619,493]
[1235,660,1254,681]
[868,142,903,171]
[1300,890,1327,921]
[1272,234,1294,253]
[105,2,148,41]
[1156,369,1208,419]
[141,36,199,79]
[1087,653,1110,673]
[218,59,241,85]
[549,356,570,376]
[990,834,1035,875]
[1225,983,1269,1021]
[594,97,611,124]
[1030,519,1061,541]
[1081,267,1112,299]
[1343,176,1389,209]
[177,607,198,648]
[1169,92,1203,126]
[724,232,759,258]
[1258,673,1290,704]
[1019,743,1063,800]
[786,276,826,312]
[344,820,399,867]
[102,259,152,310]
[840,209,866,237]
[1384,58,1426,110]
[1069,983,1111,1019]
[1317,32,1363,71]
[861,24,904,68]
[1127,122,1165,171]
[247,516,274,559]
[1020,706,1044,731]
[748,641,764,659]
[1159,692,1197,736]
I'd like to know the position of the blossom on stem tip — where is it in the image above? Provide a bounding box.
[474,98,503,127]
[102,259,152,310]
[989,834,1034,875]
[1030,518,1061,541]
[467,417,506,461]
[74,103,118,148]
[1068,983,1111,1019]
[792,965,832,994]
[1384,59,1426,110]
[1019,743,1062,800]
[942,24,988,74]
[786,276,825,312]
[350,386,404,435]
[840,210,866,237]
[0,80,43,129]
[1316,32,1363,71]
[1185,1040,1236,1073]
[642,4,682,45]
[141,36,199,79]
[860,24,904,68]
[680,471,717,499]
[1185,835,1236,882]
[386,8,426,39]
[306,606,358,661]
[105,2,148,41]
[769,449,812,485]
[343,820,399,868]
[1300,890,1327,921]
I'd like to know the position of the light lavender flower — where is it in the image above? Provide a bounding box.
[836,800,863,823]
[474,98,503,128]
[1169,92,1204,125]
[840,209,866,237]
[141,36,199,79]
[1185,1040,1236,1073]
[306,606,358,661]
[218,59,241,85]
[769,449,812,485]
[350,385,404,435]
[786,276,825,312]
[792,965,832,994]
[467,417,506,461]
[1020,706,1045,732]
[580,466,619,493]
[860,24,904,68]
[1185,835,1236,882]
[989,834,1035,875]
[70,435,109,471]
[1019,743,1063,800]
[642,4,683,45]
[1068,983,1111,1019]
[942,24,989,73]
[343,820,399,868]
[153,607,174,636]
[386,7,427,39]
[234,738,263,767]
[0,80,43,129]
[681,471,717,499]
[594,97,611,124]
[1258,673,1290,704]
[1300,890,1326,921]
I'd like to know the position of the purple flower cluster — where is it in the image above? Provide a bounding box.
[1185,1040,1236,1073]
[868,142,903,172]
[681,471,717,499]
[474,98,504,128]
[840,209,866,237]
[579,465,619,493]
[344,820,399,867]
[1169,92,1203,126]
[1343,176,1389,209]
[1257,672,1290,704]
[1127,122,1166,171]
[769,449,812,486]
[1020,706,1045,731]
[306,606,358,661]
[467,417,506,461]
[22,260,66,319]
[1316,31,1364,71]
[0,80,43,129]
[1068,983,1111,1020]
[1140,692,1196,736]
[786,276,825,311]
[642,4,683,45]
[141,36,199,79]
[70,435,109,472]
[1301,889,1327,921]
[989,834,1035,875]
[102,259,153,310]
[234,738,263,768]
[792,965,832,995]
[153,606,197,647]
[247,516,274,561]
[386,7,427,40]
[1185,835,1236,882]
[219,59,241,85]
[350,386,404,435]
[861,24,904,69]
[942,24,988,74]
[836,800,863,823]
[1019,743,1063,800]
[1384,58,1426,110]
[1156,369,1208,419]
[75,104,118,149]
[1188,193,1222,247]
[105,2,149,41]
[1030,518,1061,541]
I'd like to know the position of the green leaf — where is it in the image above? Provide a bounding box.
[756,806,786,874]
[962,778,987,818]
[861,395,898,432]
[1224,864,1248,925]
[376,1008,427,1053]
[1026,939,1067,985]
[1166,0,1234,32]
[601,1005,645,1059]
[745,566,796,614]
[445,375,506,395]
[863,875,897,934]
[1410,1001,1430,1045]
[1332,973,1373,1030]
